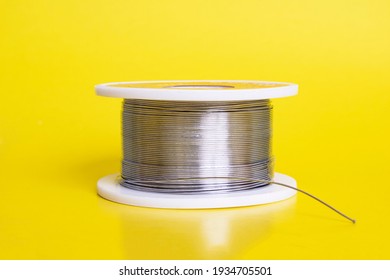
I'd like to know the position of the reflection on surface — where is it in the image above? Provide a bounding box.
[99,197,296,259]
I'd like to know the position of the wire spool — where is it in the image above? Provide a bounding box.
[95,80,298,209]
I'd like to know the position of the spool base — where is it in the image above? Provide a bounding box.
[97,173,297,209]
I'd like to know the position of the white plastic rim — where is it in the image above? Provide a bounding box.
[95,80,298,101]
[97,173,297,209]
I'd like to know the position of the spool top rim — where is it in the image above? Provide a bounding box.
[95,80,298,101]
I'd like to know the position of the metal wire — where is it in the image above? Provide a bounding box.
[121,99,273,193]
[119,98,356,223]
[121,177,355,223]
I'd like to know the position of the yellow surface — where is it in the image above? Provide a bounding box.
[1,0,390,259]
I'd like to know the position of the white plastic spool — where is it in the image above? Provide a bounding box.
[95,80,298,209]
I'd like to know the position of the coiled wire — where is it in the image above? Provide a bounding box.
[120,99,274,193]
[118,98,356,223]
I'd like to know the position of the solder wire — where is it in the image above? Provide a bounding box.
[121,99,274,193]
[120,99,355,223]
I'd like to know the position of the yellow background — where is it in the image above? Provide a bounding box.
[1,0,389,259]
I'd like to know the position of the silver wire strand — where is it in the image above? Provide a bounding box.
[119,98,356,223]
[121,176,356,223]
